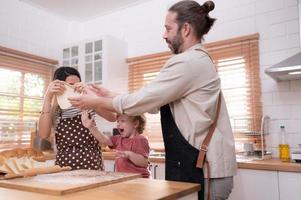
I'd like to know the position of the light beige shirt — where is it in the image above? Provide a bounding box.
[113,43,237,178]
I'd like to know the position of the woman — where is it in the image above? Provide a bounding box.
[38,66,116,170]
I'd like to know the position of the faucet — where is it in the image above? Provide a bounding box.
[260,115,270,159]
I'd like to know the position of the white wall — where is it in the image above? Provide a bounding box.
[76,0,301,156]
[0,0,72,60]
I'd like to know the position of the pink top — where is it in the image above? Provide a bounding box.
[110,135,150,178]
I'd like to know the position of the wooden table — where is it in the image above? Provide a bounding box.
[0,178,200,200]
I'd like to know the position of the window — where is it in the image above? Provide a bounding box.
[0,46,56,151]
[206,34,262,151]
[127,52,172,150]
[127,33,262,150]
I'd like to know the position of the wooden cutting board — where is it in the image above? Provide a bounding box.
[0,170,140,195]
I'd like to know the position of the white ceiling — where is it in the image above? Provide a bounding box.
[19,0,151,21]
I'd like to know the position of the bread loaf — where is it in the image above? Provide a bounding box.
[21,165,71,177]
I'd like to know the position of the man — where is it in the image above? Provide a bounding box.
[69,1,237,199]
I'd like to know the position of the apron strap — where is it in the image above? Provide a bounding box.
[196,92,221,168]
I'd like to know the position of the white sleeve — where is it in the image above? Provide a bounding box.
[112,56,198,116]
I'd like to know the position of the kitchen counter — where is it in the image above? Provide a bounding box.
[0,178,200,200]
[43,151,301,173]
[102,152,301,173]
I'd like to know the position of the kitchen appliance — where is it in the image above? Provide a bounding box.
[291,144,301,163]
[265,52,301,81]
[291,151,301,163]
[264,1,301,81]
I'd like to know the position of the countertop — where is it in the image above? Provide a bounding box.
[102,152,301,173]
[42,151,301,173]
[0,178,200,200]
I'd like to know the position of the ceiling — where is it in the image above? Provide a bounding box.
[19,0,151,21]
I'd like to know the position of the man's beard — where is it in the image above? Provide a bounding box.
[166,32,184,54]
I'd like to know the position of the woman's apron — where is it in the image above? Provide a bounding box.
[55,114,104,170]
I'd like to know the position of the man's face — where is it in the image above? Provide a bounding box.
[163,11,184,54]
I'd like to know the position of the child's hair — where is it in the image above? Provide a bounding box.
[118,114,146,134]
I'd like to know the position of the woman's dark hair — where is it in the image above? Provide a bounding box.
[53,66,81,81]
[168,0,216,41]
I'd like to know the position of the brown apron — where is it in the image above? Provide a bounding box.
[55,114,104,170]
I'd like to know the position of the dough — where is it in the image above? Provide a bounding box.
[56,82,81,109]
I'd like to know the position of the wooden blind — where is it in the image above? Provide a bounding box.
[127,52,172,150]
[206,34,262,151]
[0,46,56,151]
[127,33,262,150]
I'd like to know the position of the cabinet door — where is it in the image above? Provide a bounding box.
[149,162,165,180]
[84,40,103,84]
[154,163,165,180]
[279,171,301,200]
[62,46,79,69]
[228,169,279,200]
[103,160,115,172]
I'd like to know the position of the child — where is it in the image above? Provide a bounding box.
[81,111,150,178]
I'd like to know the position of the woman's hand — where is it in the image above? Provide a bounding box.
[44,80,65,100]
[81,110,96,129]
[74,82,87,94]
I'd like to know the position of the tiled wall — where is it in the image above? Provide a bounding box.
[0,0,71,60]
[1,0,300,157]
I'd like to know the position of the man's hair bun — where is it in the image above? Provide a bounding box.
[203,1,215,13]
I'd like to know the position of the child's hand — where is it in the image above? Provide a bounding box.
[116,150,131,159]
[81,110,96,129]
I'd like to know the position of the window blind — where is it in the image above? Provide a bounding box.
[127,33,262,150]
[127,52,172,150]
[0,46,56,151]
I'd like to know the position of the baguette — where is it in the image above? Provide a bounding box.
[21,165,71,177]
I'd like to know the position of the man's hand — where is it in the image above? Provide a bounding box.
[88,84,119,98]
[68,93,99,110]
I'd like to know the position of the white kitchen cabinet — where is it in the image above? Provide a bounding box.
[149,162,165,180]
[103,159,115,172]
[278,171,301,200]
[61,35,127,91]
[62,45,79,69]
[228,169,279,200]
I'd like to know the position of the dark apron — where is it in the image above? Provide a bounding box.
[160,104,204,200]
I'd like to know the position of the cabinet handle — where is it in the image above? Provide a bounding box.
[154,165,158,179]
[148,164,152,171]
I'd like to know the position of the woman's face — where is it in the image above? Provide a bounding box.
[65,75,80,85]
